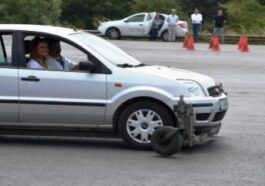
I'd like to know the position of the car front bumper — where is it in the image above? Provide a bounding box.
[168,93,228,128]
[97,26,106,36]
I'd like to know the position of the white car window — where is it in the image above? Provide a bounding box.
[126,14,145,22]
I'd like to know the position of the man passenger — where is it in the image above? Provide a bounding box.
[48,40,77,71]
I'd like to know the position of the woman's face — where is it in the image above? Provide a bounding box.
[37,42,49,58]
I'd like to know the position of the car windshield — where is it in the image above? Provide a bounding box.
[70,32,141,66]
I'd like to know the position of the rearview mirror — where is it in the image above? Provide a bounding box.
[79,61,98,72]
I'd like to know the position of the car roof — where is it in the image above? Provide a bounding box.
[0,24,77,36]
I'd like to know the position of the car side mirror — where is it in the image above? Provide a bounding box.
[124,19,129,23]
[79,61,98,72]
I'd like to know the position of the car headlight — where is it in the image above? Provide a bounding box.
[177,80,206,97]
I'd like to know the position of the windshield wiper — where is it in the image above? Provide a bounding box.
[117,63,148,68]
[116,63,134,68]
[134,63,148,67]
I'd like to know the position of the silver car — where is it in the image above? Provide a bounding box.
[0,24,228,149]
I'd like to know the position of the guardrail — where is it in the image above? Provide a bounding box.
[85,30,265,45]
[200,34,265,45]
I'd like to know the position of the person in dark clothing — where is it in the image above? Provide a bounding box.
[150,14,162,41]
[214,9,227,43]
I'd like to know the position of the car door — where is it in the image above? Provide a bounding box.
[18,33,107,126]
[0,32,19,124]
[142,12,156,35]
[121,13,146,36]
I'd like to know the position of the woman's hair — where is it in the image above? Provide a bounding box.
[30,37,49,60]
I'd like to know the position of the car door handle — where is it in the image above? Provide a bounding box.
[21,76,40,82]
[139,24,143,26]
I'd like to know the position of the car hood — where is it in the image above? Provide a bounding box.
[129,65,216,90]
[101,20,122,26]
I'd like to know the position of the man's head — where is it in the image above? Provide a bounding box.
[217,9,223,16]
[49,40,61,58]
[194,8,199,14]
[171,9,176,15]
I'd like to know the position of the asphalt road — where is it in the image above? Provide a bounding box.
[1,41,265,186]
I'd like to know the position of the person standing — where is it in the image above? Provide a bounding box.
[150,14,162,41]
[214,9,227,44]
[191,8,203,42]
[167,9,179,42]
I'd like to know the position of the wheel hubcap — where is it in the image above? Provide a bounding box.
[126,109,163,144]
[109,30,118,38]
[163,33,169,40]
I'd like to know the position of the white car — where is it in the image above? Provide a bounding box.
[0,24,227,149]
[98,12,188,41]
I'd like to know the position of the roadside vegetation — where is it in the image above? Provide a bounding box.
[0,0,264,35]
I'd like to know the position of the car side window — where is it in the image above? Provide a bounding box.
[23,35,94,72]
[126,14,145,22]
[147,13,156,21]
[0,34,12,67]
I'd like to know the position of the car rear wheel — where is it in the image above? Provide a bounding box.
[106,28,121,40]
[118,101,174,149]
[161,30,177,42]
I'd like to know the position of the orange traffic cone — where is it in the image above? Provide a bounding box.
[186,35,195,50]
[183,34,190,48]
[210,35,220,51]
[238,35,249,52]
[238,36,244,50]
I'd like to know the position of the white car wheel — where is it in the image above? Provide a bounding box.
[106,28,120,40]
[118,101,175,149]
[126,109,163,144]
[162,31,169,41]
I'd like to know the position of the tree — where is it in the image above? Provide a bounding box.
[61,0,134,29]
[132,0,187,20]
[223,0,265,34]
[0,0,61,25]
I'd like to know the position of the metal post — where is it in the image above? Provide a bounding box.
[175,95,195,147]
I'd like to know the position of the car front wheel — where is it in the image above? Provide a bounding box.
[118,101,175,149]
[106,28,121,40]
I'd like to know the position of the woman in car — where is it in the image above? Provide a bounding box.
[27,37,50,69]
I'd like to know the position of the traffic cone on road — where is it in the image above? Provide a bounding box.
[238,35,249,52]
[186,35,195,50]
[209,35,220,51]
[237,36,244,50]
[183,34,190,48]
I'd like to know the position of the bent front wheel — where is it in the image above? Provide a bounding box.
[151,126,183,157]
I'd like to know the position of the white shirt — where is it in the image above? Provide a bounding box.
[167,14,179,27]
[27,56,76,71]
[191,13,203,24]
[27,59,45,69]
[48,56,76,71]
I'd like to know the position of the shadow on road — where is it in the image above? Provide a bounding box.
[0,135,229,156]
[0,135,129,150]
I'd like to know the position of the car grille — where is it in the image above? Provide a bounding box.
[196,113,211,121]
[213,111,227,122]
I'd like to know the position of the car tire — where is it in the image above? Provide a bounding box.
[151,126,183,157]
[161,30,169,41]
[161,30,177,42]
[118,101,175,149]
[106,28,121,40]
